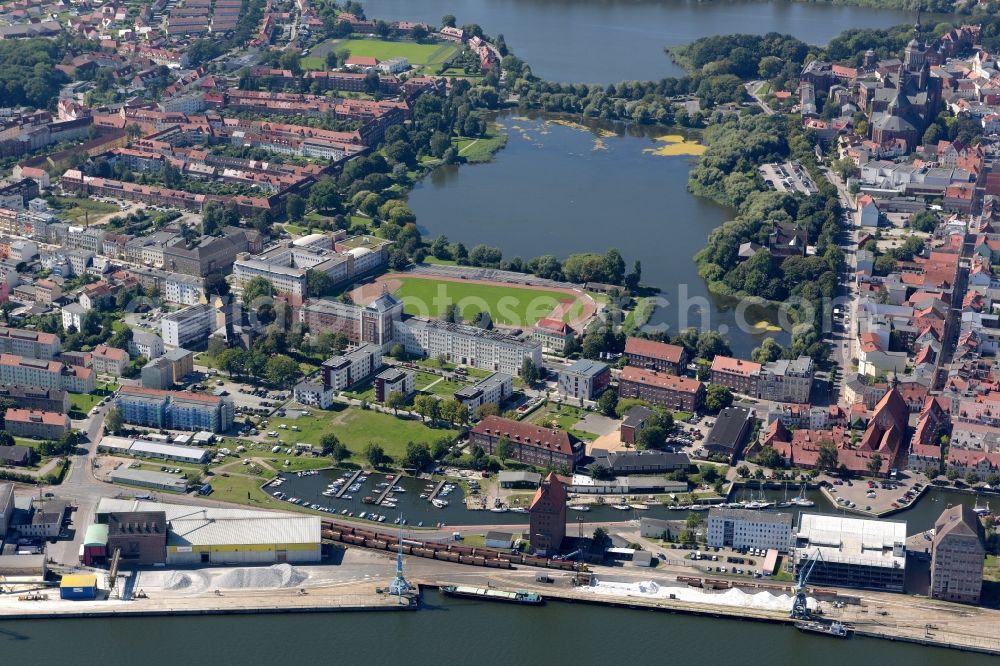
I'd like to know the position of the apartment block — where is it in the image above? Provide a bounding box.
[91,345,129,377]
[321,343,381,391]
[0,326,60,359]
[129,331,165,360]
[758,356,814,404]
[394,318,542,377]
[618,366,704,411]
[302,293,403,347]
[0,354,95,394]
[4,409,70,440]
[710,356,762,396]
[470,416,583,470]
[454,372,512,413]
[374,367,415,403]
[116,386,233,433]
[161,303,217,348]
[293,380,335,409]
[624,336,687,374]
[557,359,611,401]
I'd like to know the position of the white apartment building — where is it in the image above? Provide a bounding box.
[0,353,95,394]
[293,380,335,409]
[321,343,381,391]
[61,303,86,332]
[454,372,512,412]
[129,331,165,360]
[161,303,217,348]
[707,508,794,552]
[393,318,542,377]
[0,326,60,359]
[164,274,206,305]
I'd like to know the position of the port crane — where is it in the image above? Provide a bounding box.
[790,549,822,619]
[387,515,412,604]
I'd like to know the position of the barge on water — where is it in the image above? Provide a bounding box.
[439,585,544,605]
[795,621,852,638]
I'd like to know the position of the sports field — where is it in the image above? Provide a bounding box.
[304,39,456,71]
[351,274,597,328]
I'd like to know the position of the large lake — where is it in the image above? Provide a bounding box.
[411,114,781,355]
[364,0,914,83]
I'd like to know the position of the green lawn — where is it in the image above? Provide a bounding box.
[69,383,118,418]
[263,406,457,463]
[311,39,456,71]
[419,377,467,398]
[49,196,119,224]
[529,403,590,430]
[392,276,585,327]
[453,127,508,164]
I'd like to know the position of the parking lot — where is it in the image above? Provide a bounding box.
[825,475,928,515]
[685,544,782,579]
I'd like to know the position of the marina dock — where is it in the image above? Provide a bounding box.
[374,474,405,505]
[426,479,447,503]
[335,470,362,498]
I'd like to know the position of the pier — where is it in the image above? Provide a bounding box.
[374,473,405,505]
[335,470,362,498]
[426,479,447,503]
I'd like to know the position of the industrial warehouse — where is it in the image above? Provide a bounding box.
[87,499,322,566]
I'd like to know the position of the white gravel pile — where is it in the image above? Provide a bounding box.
[216,564,308,590]
[584,578,814,612]
[159,570,210,593]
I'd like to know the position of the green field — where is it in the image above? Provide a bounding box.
[264,406,457,463]
[68,383,118,418]
[453,127,508,164]
[49,196,119,224]
[393,276,585,327]
[304,39,456,72]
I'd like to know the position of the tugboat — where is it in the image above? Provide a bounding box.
[794,621,852,638]
[440,585,544,605]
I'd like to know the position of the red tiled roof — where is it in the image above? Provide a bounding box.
[472,416,573,455]
[710,355,761,377]
[620,366,703,393]
[624,337,684,364]
[5,408,68,426]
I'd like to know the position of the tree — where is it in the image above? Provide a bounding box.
[597,389,618,417]
[308,177,340,214]
[520,358,540,384]
[704,384,733,413]
[817,439,839,472]
[751,338,782,364]
[441,14,456,28]
[591,464,613,480]
[495,436,512,461]
[364,443,387,467]
[866,453,883,477]
[636,425,666,450]
[325,50,339,69]
[385,391,406,414]
[966,471,981,486]
[755,446,783,469]
[104,407,123,434]
[242,275,276,307]
[696,331,731,360]
[404,441,432,470]
[476,403,500,420]
[699,464,720,483]
[265,354,299,386]
[286,193,305,222]
[320,433,348,461]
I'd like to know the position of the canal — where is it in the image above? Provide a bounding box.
[276,465,988,536]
